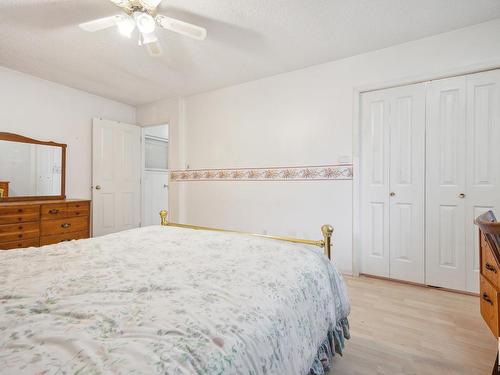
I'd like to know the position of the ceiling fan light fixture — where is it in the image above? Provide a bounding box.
[134,12,156,34]
[116,15,135,38]
[80,0,205,58]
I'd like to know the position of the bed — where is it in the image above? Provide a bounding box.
[0,212,350,374]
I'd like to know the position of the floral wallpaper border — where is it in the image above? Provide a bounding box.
[170,164,353,181]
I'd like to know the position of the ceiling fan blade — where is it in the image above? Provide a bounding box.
[146,41,163,57]
[109,0,132,8]
[140,31,159,45]
[155,15,207,40]
[79,16,120,32]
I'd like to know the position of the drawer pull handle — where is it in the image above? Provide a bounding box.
[61,223,71,229]
[486,263,497,273]
[17,209,23,213]
[483,293,494,306]
[49,209,60,214]
[18,234,23,239]
[18,226,22,230]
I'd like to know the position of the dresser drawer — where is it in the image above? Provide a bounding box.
[481,233,500,288]
[480,275,500,337]
[0,206,40,224]
[67,201,90,217]
[41,216,88,236]
[41,203,67,220]
[40,230,89,246]
[0,205,40,224]
[0,205,39,216]
[0,222,39,243]
[0,238,39,250]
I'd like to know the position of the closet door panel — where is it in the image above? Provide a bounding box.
[361,91,390,277]
[426,77,467,290]
[465,70,500,293]
[389,84,426,283]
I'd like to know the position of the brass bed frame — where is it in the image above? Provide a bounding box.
[159,210,333,259]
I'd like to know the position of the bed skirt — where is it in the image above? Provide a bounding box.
[309,318,350,375]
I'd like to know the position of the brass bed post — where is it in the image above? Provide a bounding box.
[160,209,168,226]
[321,225,333,260]
[160,210,333,259]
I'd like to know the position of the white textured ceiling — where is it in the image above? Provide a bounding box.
[1,0,500,106]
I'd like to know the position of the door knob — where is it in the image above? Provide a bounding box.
[390,192,396,197]
[95,185,101,190]
[459,193,465,198]
[163,184,168,188]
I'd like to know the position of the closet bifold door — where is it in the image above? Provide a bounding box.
[426,76,467,291]
[361,90,391,278]
[426,71,500,293]
[465,70,500,293]
[388,84,426,283]
[360,83,425,283]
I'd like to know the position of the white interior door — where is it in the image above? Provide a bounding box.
[361,89,391,277]
[143,172,169,226]
[92,118,141,236]
[426,76,467,290]
[361,83,426,282]
[465,70,500,292]
[388,83,426,283]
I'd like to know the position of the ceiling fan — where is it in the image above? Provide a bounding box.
[79,0,207,56]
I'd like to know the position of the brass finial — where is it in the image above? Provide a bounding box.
[321,224,333,237]
[159,210,168,226]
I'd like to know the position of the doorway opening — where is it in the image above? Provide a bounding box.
[142,124,169,227]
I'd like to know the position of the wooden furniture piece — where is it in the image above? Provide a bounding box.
[0,132,66,201]
[0,199,90,250]
[475,211,500,374]
[0,181,9,198]
[0,133,91,251]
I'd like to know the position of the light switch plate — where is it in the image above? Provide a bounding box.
[338,155,352,164]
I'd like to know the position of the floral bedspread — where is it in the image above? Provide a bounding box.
[0,225,350,374]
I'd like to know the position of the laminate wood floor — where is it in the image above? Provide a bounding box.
[330,275,496,375]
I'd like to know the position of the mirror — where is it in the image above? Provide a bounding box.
[0,133,66,201]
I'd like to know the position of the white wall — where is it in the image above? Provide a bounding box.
[0,67,136,200]
[137,19,500,274]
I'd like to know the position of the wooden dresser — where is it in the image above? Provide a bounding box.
[0,181,9,198]
[475,211,500,374]
[0,199,91,250]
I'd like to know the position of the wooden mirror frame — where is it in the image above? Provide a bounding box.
[0,132,66,202]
